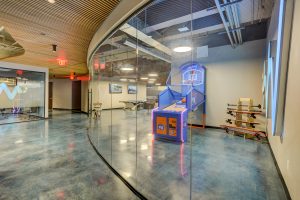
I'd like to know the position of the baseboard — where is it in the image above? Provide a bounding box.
[101,107,124,110]
[188,123,222,130]
[52,108,72,111]
[52,108,88,115]
[267,141,292,200]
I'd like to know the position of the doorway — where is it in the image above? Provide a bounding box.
[49,82,53,110]
[72,81,81,111]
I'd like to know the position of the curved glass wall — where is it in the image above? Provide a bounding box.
[89,1,196,198]
[88,0,288,199]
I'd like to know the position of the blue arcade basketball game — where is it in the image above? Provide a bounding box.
[152,62,206,143]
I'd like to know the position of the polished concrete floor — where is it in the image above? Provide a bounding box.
[89,109,287,200]
[0,110,287,200]
[0,111,135,200]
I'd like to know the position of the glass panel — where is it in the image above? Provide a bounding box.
[109,24,138,187]
[88,37,114,163]
[135,0,194,198]
[0,67,45,124]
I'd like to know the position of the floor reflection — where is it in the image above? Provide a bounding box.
[89,109,288,200]
[0,110,287,199]
[0,110,136,200]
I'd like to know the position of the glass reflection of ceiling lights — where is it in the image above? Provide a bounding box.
[119,62,134,71]
[148,73,158,77]
[121,67,134,71]
[178,26,189,32]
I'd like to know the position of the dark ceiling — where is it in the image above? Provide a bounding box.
[92,0,273,85]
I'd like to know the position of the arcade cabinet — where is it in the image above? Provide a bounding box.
[152,62,206,142]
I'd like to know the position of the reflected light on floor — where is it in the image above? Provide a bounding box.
[141,144,148,150]
[14,139,23,144]
[147,155,152,161]
[120,139,128,144]
[123,172,131,178]
[97,177,107,185]
[56,190,65,200]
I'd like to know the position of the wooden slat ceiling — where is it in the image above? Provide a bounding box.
[0,0,121,76]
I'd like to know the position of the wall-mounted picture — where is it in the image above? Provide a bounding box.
[109,83,122,94]
[128,85,137,94]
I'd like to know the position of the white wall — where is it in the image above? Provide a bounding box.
[81,81,89,113]
[267,0,300,199]
[91,81,147,109]
[51,79,72,109]
[51,79,88,112]
[189,40,265,127]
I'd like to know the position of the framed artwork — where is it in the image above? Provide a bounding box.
[128,85,137,94]
[109,83,122,93]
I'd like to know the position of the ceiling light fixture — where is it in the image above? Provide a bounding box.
[149,78,156,81]
[48,0,55,3]
[120,78,127,82]
[120,67,134,71]
[148,73,158,77]
[140,77,148,80]
[178,26,189,32]
[155,83,161,86]
[52,44,57,52]
[173,46,192,53]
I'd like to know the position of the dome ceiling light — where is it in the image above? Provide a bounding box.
[120,67,134,71]
[173,46,192,53]
[48,0,55,4]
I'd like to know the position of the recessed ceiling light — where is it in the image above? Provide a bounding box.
[48,0,55,3]
[129,79,136,82]
[173,46,192,52]
[148,81,155,84]
[52,44,57,52]
[148,73,158,77]
[178,26,189,32]
[149,78,156,81]
[120,78,127,82]
[140,77,148,80]
[121,67,134,71]
[155,83,161,86]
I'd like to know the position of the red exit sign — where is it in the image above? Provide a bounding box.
[57,58,68,66]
